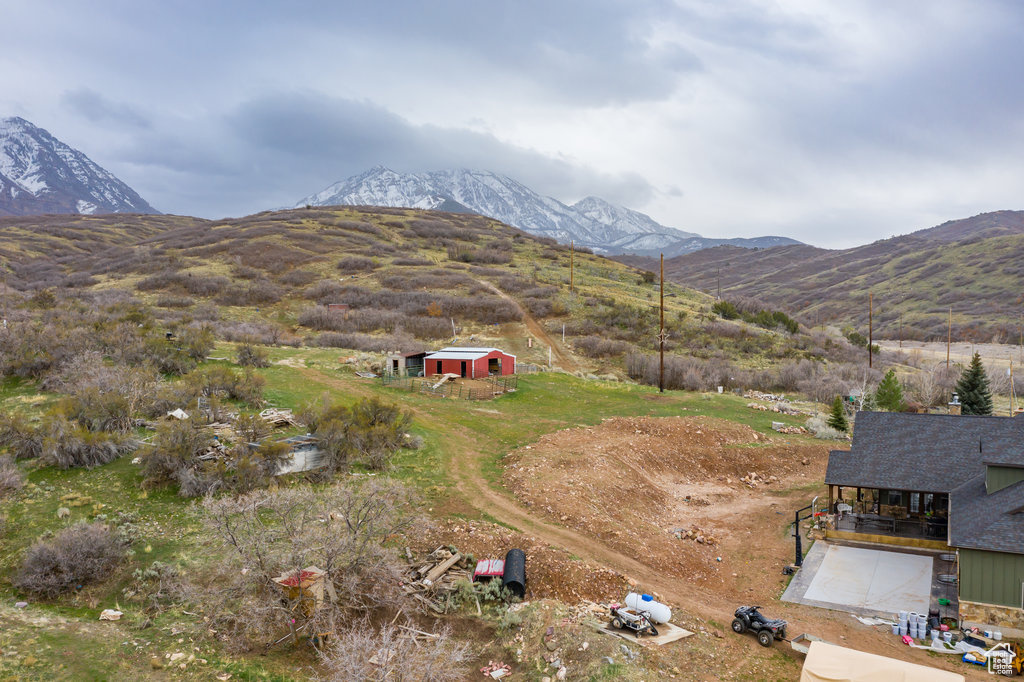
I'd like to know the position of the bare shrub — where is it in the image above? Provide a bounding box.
[235,413,271,442]
[156,295,195,308]
[40,417,136,469]
[0,413,46,459]
[626,353,735,391]
[140,419,214,490]
[15,522,125,598]
[315,332,425,354]
[298,306,349,331]
[219,321,295,346]
[572,336,631,358]
[304,280,346,302]
[277,269,318,287]
[322,623,471,682]
[198,480,419,649]
[236,341,270,368]
[217,280,283,306]
[391,257,432,266]
[337,256,377,272]
[50,354,160,432]
[299,396,412,475]
[906,363,960,407]
[0,455,24,496]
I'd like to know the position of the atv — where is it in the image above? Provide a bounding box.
[609,604,659,638]
[731,605,787,647]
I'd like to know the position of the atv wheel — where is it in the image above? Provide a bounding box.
[612,618,623,630]
[731,618,746,634]
[757,630,774,647]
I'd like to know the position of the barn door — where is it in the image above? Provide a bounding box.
[460,361,467,378]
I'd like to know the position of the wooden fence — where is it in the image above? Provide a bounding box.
[381,374,518,400]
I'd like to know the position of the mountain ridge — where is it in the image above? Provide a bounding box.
[295,166,801,256]
[0,116,157,217]
[618,209,1024,341]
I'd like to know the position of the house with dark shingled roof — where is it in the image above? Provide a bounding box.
[825,411,1024,633]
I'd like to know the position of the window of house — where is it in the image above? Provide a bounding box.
[924,493,934,513]
[910,493,920,513]
[888,490,903,507]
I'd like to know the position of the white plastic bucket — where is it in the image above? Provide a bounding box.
[930,629,939,640]
[943,632,953,643]
[624,592,671,624]
[899,623,908,636]
[898,610,908,622]
[995,631,1003,641]
[892,624,900,635]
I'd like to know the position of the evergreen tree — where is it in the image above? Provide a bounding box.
[955,352,993,415]
[827,396,849,432]
[875,369,905,412]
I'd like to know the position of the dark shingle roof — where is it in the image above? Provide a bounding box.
[824,411,1024,492]
[950,475,1024,554]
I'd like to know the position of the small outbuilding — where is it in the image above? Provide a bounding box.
[423,347,515,379]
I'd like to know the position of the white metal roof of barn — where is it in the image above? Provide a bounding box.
[424,347,516,361]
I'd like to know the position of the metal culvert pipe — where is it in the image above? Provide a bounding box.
[502,548,526,599]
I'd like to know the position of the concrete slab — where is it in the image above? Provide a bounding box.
[783,543,933,617]
[596,621,694,646]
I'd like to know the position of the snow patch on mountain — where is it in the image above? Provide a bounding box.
[295,166,800,256]
[0,116,157,216]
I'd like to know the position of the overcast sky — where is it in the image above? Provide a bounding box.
[2,0,1023,247]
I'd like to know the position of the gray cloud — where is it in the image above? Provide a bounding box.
[2,1,1024,245]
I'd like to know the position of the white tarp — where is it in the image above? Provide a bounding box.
[800,641,964,682]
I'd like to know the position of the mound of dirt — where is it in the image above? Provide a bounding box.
[504,416,829,588]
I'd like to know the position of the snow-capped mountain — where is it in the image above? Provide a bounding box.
[295,166,800,255]
[0,116,157,217]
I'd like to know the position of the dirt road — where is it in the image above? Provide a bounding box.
[473,278,579,372]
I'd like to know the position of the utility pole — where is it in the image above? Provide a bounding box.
[569,240,574,294]
[947,307,952,369]
[716,267,721,300]
[868,292,873,369]
[659,253,665,393]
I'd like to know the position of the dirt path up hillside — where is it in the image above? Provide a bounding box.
[473,278,579,372]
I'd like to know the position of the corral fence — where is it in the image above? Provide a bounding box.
[381,374,519,400]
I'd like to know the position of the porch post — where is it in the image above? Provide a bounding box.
[828,484,833,513]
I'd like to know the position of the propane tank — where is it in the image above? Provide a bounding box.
[625,592,671,624]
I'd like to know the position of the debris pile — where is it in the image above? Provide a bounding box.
[739,471,778,487]
[401,546,472,614]
[259,408,300,428]
[746,401,803,416]
[670,527,718,545]
[480,660,511,678]
[772,424,808,435]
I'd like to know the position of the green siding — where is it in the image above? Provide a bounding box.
[960,549,1024,608]
[986,466,1024,494]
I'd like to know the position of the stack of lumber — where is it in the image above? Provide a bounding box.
[260,408,300,428]
[401,546,472,614]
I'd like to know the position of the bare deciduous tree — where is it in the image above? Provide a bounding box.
[321,622,471,682]
[197,480,421,651]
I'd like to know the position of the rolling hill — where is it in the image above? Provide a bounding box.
[617,210,1024,342]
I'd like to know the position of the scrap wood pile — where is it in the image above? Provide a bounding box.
[401,546,473,613]
[259,408,300,428]
[207,422,236,440]
[772,424,809,435]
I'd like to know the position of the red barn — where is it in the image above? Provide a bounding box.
[423,347,516,379]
